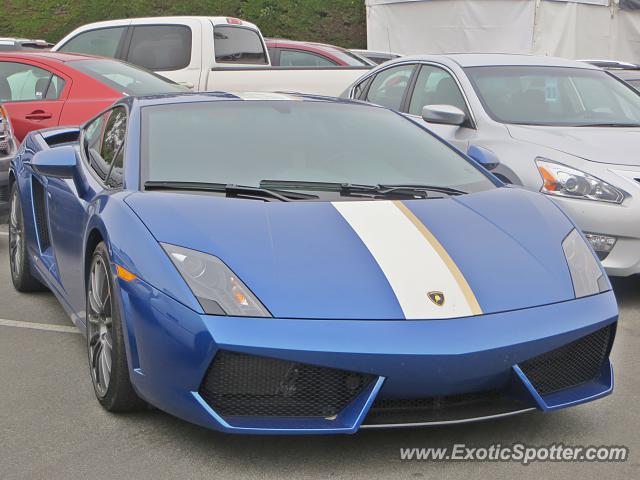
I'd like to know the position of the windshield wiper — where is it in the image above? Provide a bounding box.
[143,181,319,202]
[259,180,467,198]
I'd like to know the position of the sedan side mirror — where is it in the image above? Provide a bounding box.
[31,145,78,179]
[467,145,500,171]
[422,105,467,126]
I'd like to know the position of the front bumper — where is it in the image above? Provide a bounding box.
[115,277,617,435]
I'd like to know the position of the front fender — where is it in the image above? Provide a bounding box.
[84,193,203,315]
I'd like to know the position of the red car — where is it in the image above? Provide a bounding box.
[266,39,374,68]
[0,51,185,142]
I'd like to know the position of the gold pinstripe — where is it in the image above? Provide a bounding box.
[393,201,483,315]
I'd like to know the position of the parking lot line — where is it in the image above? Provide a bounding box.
[0,318,80,334]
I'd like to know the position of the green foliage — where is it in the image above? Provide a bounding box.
[0,0,366,48]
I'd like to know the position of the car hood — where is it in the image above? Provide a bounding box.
[507,124,640,166]
[125,187,576,320]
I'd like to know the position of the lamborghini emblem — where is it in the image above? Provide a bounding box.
[428,291,445,307]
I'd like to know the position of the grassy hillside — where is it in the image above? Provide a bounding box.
[0,0,367,48]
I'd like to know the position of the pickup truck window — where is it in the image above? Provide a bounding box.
[58,26,126,58]
[214,26,267,65]
[126,25,192,71]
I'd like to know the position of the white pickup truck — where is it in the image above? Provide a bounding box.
[52,16,371,97]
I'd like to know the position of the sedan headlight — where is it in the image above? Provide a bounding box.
[536,158,626,204]
[162,243,271,317]
[562,229,610,298]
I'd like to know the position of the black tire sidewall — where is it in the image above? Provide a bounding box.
[9,183,42,291]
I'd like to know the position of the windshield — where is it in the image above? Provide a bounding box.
[466,66,640,126]
[71,59,188,96]
[141,101,494,195]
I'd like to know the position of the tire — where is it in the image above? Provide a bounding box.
[8,183,46,292]
[87,242,146,412]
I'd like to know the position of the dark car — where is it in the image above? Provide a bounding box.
[0,38,53,51]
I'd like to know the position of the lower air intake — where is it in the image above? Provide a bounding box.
[519,324,614,395]
[363,390,530,426]
[199,351,375,418]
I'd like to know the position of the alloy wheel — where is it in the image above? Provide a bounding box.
[87,257,114,398]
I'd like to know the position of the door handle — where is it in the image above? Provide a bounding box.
[178,81,195,89]
[25,110,52,120]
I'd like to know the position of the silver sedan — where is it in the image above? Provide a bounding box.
[343,54,640,277]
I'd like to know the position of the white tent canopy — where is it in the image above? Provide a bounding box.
[366,0,640,63]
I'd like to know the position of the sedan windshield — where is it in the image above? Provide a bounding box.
[466,66,640,127]
[141,100,495,195]
[71,59,188,96]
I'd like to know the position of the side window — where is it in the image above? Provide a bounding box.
[0,61,63,102]
[58,27,126,58]
[352,76,373,100]
[366,64,415,110]
[279,49,336,67]
[214,26,268,65]
[126,25,192,71]
[409,65,468,116]
[83,107,127,187]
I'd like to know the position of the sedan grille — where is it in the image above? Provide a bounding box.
[199,351,375,418]
[519,324,614,395]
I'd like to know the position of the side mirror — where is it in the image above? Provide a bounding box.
[422,105,466,126]
[467,145,500,171]
[31,145,78,178]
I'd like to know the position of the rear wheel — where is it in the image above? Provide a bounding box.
[9,183,45,292]
[87,242,146,412]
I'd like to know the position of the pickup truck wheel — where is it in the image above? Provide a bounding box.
[87,242,147,412]
[9,184,46,292]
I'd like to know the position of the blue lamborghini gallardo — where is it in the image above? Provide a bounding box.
[8,92,617,434]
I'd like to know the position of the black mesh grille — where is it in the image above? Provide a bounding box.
[0,184,8,203]
[519,325,614,395]
[364,390,529,426]
[199,351,375,418]
[31,179,50,251]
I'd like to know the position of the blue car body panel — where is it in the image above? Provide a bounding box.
[8,93,618,434]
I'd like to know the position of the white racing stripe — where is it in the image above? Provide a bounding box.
[0,318,80,334]
[333,200,481,319]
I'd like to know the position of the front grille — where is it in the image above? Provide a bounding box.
[31,179,51,251]
[519,325,614,396]
[363,390,530,426]
[199,351,375,418]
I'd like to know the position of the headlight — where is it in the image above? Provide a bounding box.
[162,243,271,317]
[536,158,626,204]
[562,229,610,298]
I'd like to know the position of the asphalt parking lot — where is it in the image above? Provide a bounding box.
[0,222,638,480]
